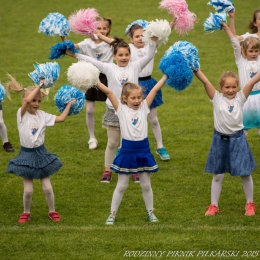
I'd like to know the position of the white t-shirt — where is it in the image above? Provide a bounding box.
[115,101,150,141]
[78,39,113,63]
[230,37,260,91]
[77,42,156,109]
[129,44,155,77]
[211,91,246,134]
[17,108,56,148]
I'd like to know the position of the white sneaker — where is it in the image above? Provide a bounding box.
[105,211,116,225]
[88,138,98,150]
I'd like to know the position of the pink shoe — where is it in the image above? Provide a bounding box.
[245,202,256,216]
[100,171,112,183]
[132,173,140,183]
[49,211,61,222]
[18,213,30,223]
[205,204,219,216]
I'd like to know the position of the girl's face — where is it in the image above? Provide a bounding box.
[219,77,238,99]
[27,92,42,115]
[114,47,130,67]
[246,44,260,61]
[253,12,260,32]
[123,89,143,110]
[95,20,110,36]
[130,28,145,49]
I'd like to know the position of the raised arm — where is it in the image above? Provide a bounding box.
[65,49,105,71]
[146,75,167,107]
[193,70,216,100]
[95,33,113,44]
[96,82,119,110]
[222,22,235,39]
[138,39,157,70]
[228,11,236,36]
[243,71,260,98]
[55,101,74,122]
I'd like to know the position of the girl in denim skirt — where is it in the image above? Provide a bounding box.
[194,69,260,216]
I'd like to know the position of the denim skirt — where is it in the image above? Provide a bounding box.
[111,138,158,174]
[205,129,257,176]
[6,144,63,179]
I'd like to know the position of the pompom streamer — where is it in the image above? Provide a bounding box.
[208,0,235,13]
[159,41,200,91]
[28,62,60,89]
[204,11,227,33]
[69,8,99,36]
[54,85,85,116]
[142,19,171,47]
[159,0,197,35]
[49,40,79,60]
[0,82,6,102]
[38,13,70,37]
[67,61,100,92]
[125,19,149,35]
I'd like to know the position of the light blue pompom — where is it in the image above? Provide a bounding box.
[204,11,227,32]
[159,41,200,91]
[54,85,85,116]
[28,62,60,88]
[49,40,79,60]
[38,12,71,37]
[125,19,149,35]
[0,82,6,102]
[208,0,235,13]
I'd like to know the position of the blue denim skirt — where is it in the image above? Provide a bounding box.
[205,129,257,176]
[111,138,158,174]
[139,77,163,109]
[6,144,63,179]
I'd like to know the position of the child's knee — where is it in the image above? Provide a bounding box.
[213,174,224,182]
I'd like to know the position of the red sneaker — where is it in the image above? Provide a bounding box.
[132,173,140,183]
[245,202,256,216]
[18,213,30,223]
[49,211,61,222]
[100,171,112,183]
[205,204,219,216]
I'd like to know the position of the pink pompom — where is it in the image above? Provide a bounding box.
[159,0,196,35]
[159,0,188,16]
[174,10,197,35]
[68,8,100,36]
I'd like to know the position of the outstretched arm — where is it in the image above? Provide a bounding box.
[222,22,235,39]
[55,101,74,122]
[95,33,113,44]
[96,82,119,110]
[193,70,216,100]
[146,75,167,107]
[243,72,260,98]
[228,11,236,36]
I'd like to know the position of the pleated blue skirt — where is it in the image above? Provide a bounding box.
[205,129,257,176]
[6,144,63,179]
[111,138,158,174]
[139,77,163,109]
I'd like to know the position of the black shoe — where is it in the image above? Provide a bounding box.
[3,142,14,152]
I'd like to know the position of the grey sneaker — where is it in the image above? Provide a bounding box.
[146,210,158,222]
[105,211,117,225]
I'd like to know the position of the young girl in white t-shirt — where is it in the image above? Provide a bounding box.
[95,74,167,224]
[194,69,260,216]
[5,76,74,223]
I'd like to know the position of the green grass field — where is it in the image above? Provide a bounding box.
[1,0,260,259]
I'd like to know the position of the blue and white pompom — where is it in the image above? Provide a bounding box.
[49,40,79,60]
[28,62,60,88]
[67,61,100,92]
[142,19,171,47]
[0,82,6,102]
[159,41,200,91]
[208,0,234,13]
[54,85,85,116]
[38,12,71,37]
[204,11,227,33]
[125,19,149,36]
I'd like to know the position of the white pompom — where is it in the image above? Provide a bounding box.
[142,19,171,47]
[67,61,100,92]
